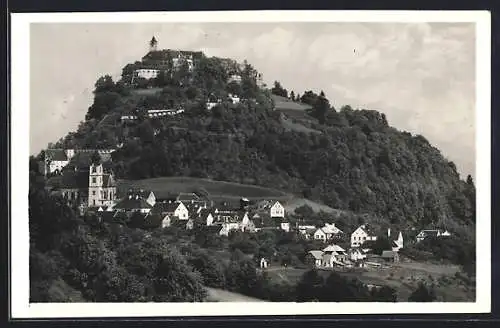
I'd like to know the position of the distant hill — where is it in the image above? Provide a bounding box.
[49,48,476,238]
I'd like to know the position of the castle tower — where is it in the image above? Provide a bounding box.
[149,36,158,52]
[88,163,104,207]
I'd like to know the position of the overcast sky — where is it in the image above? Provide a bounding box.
[30,22,475,177]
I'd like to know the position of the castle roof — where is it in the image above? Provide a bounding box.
[45,149,68,161]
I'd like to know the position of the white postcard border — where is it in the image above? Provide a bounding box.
[10,10,491,318]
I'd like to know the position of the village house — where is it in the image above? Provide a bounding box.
[253,215,282,232]
[348,248,367,262]
[124,189,156,207]
[296,225,317,239]
[270,201,285,218]
[322,244,348,266]
[198,208,215,226]
[176,192,211,207]
[313,223,343,242]
[113,193,153,214]
[305,245,348,268]
[151,201,189,228]
[350,224,378,248]
[306,250,324,267]
[386,228,404,252]
[280,221,291,232]
[416,229,451,243]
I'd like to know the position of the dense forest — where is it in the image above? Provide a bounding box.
[32,49,476,302]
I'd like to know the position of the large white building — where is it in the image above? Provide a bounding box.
[133,68,161,80]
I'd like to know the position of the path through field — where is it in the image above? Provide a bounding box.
[205,287,267,302]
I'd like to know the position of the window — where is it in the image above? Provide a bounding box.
[92,191,96,196]
[92,177,96,184]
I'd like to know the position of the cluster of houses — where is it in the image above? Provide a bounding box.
[93,191,290,236]
[303,224,452,269]
[305,226,405,269]
[43,145,453,271]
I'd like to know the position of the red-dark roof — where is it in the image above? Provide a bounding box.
[47,171,89,189]
[46,149,68,161]
[114,196,152,210]
[152,201,182,214]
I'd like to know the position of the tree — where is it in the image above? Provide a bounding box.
[312,92,331,124]
[94,75,116,94]
[271,81,288,98]
[363,236,391,255]
[153,248,207,302]
[295,269,324,301]
[408,282,437,302]
[91,151,101,165]
[290,91,295,101]
[188,250,226,288]
[371,285,397,301]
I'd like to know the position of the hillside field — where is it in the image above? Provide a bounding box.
[117,176,289,200]
[117,177,342,214]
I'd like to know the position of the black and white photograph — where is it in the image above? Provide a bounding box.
[10,10,491,318]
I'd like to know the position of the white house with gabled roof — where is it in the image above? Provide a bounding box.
[350,224,377,248]
[270,201,285,218]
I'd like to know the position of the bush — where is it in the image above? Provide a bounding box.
[408,282,437,302]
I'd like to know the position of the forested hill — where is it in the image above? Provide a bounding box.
[46,49,476,237]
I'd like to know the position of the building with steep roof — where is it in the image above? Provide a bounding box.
[88,163,117,208]
[351,224,378,248]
